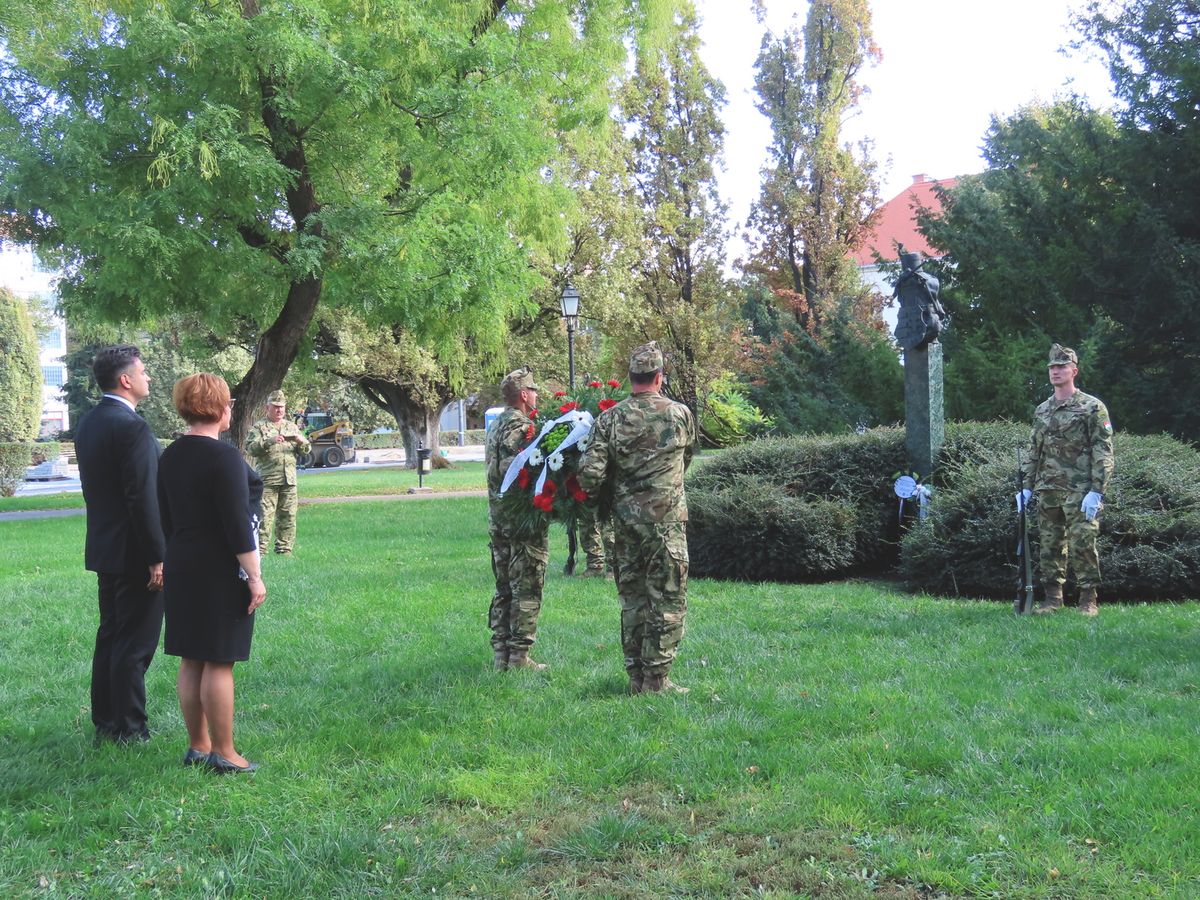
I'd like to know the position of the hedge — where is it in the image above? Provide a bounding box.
[350,430,487,451]
[902,428,1200,601]
[0,442,33,497]
[685,422,1200,601]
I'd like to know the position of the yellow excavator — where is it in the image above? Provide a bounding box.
[296,410,357,468]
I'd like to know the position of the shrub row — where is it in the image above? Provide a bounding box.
[685,422,1200,600]
[350,430,487,451]
[901,429,1200,601]
[0,442,33,497]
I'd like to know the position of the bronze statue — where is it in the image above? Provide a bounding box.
[893,249,947,351]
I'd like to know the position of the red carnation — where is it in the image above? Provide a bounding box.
[529,409,538,419]
[517,467,530,489]
[587,380,602,388]
[607,379,621,388]
[524,424,535,442]
[554,390,567,398]
[566,474,589,502]
[559,401,578,413]
[598,398,616,411]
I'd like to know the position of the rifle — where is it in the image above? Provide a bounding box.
[1014,451,1034,614]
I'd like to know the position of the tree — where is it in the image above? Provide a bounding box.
[0,286,40,441]
[921,77,1200,438]
[0,0,681,446]
[620,6,747,424]
[744,0,881,335]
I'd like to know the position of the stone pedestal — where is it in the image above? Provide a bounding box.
[904,341,944,479]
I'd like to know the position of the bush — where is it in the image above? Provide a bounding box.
[902,427,1200,601]
[686,428,909,579]
[352,431,487,451]
[0,442,33,497]
[30,441,62,466]
[685,421,1200,600]
[0,287,41,443]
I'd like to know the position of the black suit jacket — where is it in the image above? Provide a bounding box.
[75,397,166,575]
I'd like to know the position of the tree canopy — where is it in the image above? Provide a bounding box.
[921,0,1200,439]
[0,0,681,444]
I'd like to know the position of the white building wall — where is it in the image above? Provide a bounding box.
[0,240,69,436]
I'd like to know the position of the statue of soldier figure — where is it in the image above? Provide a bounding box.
[892,249,947,351]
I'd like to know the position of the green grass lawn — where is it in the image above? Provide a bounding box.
[0,462,486,513]
[1,498,1197,898]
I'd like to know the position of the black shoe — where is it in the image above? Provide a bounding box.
[183,748,208,767]
[205,751,259,774]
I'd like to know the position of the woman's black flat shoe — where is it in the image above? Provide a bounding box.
[205,751,259,774]
[182,748,208,767]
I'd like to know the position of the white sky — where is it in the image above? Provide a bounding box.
[694,0,1117,261]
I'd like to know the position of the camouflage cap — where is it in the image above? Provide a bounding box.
[267,390,287,406]
[628,341,664,374]
[1048,344,1078,367]
[500,367,538,394]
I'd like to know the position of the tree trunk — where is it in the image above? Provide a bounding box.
[228,0,325,448]
[358,378,446,468]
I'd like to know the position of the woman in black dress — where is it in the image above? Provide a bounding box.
[158,374,266,773]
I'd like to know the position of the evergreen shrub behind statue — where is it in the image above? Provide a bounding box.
[901,429,1200,601]
[686,422,1200,599]
[686,428,909,580]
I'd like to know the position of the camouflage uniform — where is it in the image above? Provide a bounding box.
[578,502,614,576]
[246,391,310,556]
[485,369,549,661]
[1021,346,1114,593]
[578,342,697,691]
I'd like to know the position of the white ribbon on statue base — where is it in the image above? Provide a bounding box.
[499,409,595,498]
[894,475,932,523]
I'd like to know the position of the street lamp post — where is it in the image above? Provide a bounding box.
[560,282,581,575]
[560,282,580,391]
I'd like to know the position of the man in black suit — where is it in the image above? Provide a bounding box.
[74,345,166,744]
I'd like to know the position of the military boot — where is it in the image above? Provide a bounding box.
[1079,586,1099,617]
[627,668,643,695]
[641,673,689,695]
[507,649,548,671]
[493,648,509,671]
[1033,584,1064,615]
[580,566,607,579]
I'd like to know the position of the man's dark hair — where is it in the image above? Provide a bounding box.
[630,368,661,387]
[92,344,142,391]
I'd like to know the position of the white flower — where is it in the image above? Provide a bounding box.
[577,434,591,453]
[528,447,544,467]
[547,451,565,472]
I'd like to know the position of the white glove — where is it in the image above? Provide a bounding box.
[1081,491,1104,521]
[1015,489,1032,511]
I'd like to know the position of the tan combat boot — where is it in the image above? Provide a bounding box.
[507,649,548,671]
[1033,584,1064,615]
[641,673,689,694]
[1079,586,1099,617]
[493,648,509,671]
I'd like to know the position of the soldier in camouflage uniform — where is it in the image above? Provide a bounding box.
[578,342,697,694]
[578,503,614,578]
[485,368,549,671]
[1018,344,1114,616]
[246,390,310,556]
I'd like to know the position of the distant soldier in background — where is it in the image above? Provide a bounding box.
[1017,344,1115,616]
[579,342,697,694]
[578,503,614,578]
[246,390,310,557]
[485,368,549,671]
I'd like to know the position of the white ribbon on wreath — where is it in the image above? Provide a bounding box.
[499,409,595,497]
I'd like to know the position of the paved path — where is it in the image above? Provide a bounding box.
[0,489,487,522]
